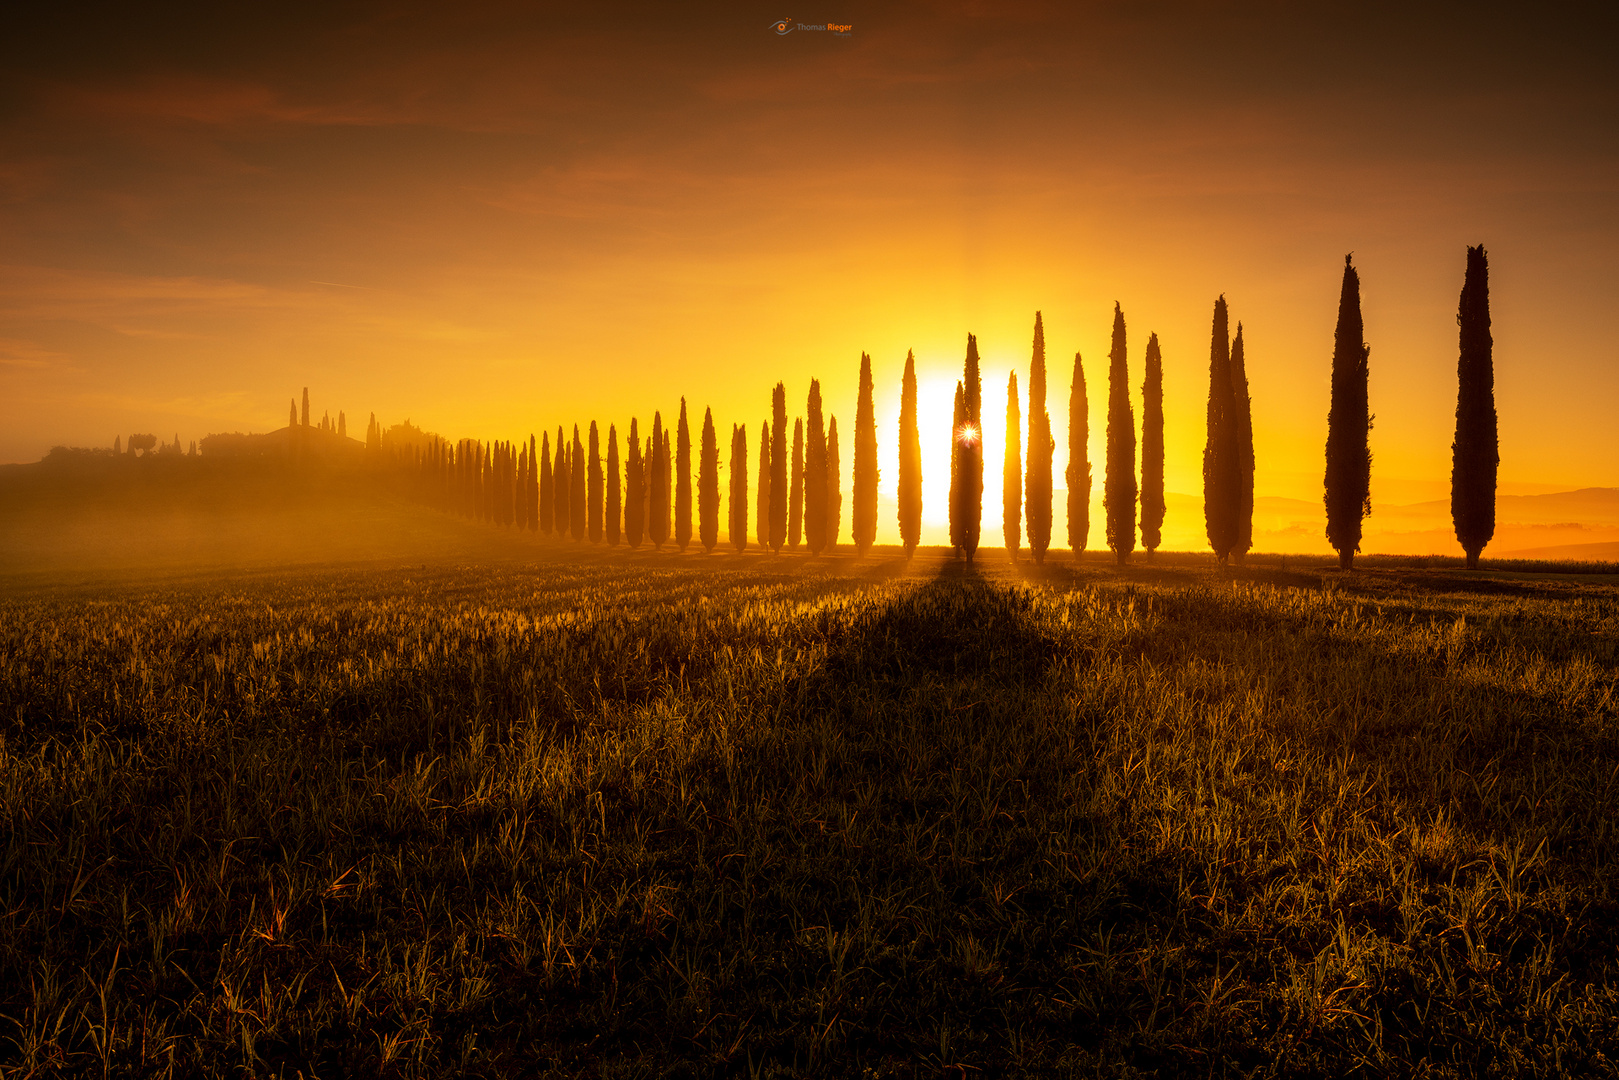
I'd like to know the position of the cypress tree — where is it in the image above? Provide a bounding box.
[962,334,983,560]
[1104,303,1136,564]
[853,352,878,555]
[1004,371,1022,560]
[699,406,719,553]
[626,418,643,548]
[756,420,771,554]
[588,422,604,543]
[553,427,569,538]
[650,413,668,549]
[290,400,298,431]
[1067,352,1091,556]
[529,434,539,531]
[570,427,586,540]
[1141,333,1166,559]
[662,430,672,542]
[1203,297,1239,563]
[789,418,804,549]
[805,382,826,554]
[1231,323,1254,563]
[826,415,841,550]
[1325,255,1372,570]
[949,381,965,555]
[301,387,309,428]
[1026,313,1053,564]
[517,446,528,529]
[676,398,692,551]
[731,424,748,553]
[770,384,787,551]
[898,350,922,558]
[644,436,654,543]
[606,425,621,546]
[1452,245,1496,569]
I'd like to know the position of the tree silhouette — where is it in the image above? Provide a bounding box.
[529,434,539,532]
[129,433,157,456]
[1452,244,1497,569]
[756,418,771,554]
[301,387,309,429]
[570,426,586,541]
[1004,370,1022,561]
[1203,297,1240,564]
[806,381,827,554]
[1026,313,1053,564]
[553,427,569,538]
[606,425,621,545]
[1141,333,1165,560]
[588,422,604,543]
[949,381,965,556]
[826,415,842,550]
[962,334,983,560]
[650,412,668,549]
[853,352,878,555]
[1232,323,1254,564]
[289,401,298,432]
[662,429,673,543]
[676,398,692,551]
[730,423,748,553]
[770,385,787,552]
[1104,304,1136,564]
[1067,352,1091,556]
[626,418,643,549]
[699,406,719,553]
[1325,255,1372,570]
[898,350,922,558]
[789,418,805,549]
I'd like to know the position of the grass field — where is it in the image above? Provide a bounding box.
[3,537,1619,1076]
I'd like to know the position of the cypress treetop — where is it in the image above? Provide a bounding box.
[1324,254,1372,569]
[1451,244,1497,569]
[1103,303,1136,564]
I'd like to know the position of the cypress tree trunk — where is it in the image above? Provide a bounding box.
[1141,333,1165,559]
[1452,244,1496,570]
[949,381,965,556]
[789,418,804,549]
[553,428,569,538]
[699,406,719,553]
[963,334,982,560]
[606,425,621,546]
[1067,352,1091,557]
[1203,297,1239,564]
[805,382,826,554]
[570,426,586,541]
[650,413,668,549]
[770,385,787,551]
[1004,370,1022,561]
[676,398,692,551]
[853,352,878,555]
[756,419,771,554]
[626,418,643,549]
[898,350,922,558]
[1026,313,1053,564]
[1325,255,1372,570]
[731,424,748,553]
[1231,323,1254,564]
[588,422,604,543]
[826,415,841,550]
[1104,304,1136,564]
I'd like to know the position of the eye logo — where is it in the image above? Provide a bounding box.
[770,18,794,34]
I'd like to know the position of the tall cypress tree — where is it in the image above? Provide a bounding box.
[606,425,621,546]
[1203,297,1239,563]
[898,350,922,558]
[770,384,787,551]
[853,352,878,555]
[570,426,586,541]
[662,430,673,543]
[1067,351,1091,556]
[699,406,719,553]
[588,422,604,543]
[789,418,805,549]
[626,418,643,549]
[1325,255,1372,570]
[517,445,528,529]
[553,427,569,538]
[1452,244,1496,569]
[962,334,983,560]
[1141,333,1165,559]
[756,419,771,554]
[1026,313,1053,563]
[1231,323,1254,564]
[826,415,841,550]
[949,382,965,555]
[805,382,827,554]
[731,423,748,553]
[676,398,692,551]
[1104,304,1136,564]
[650,412,668,549]
[1004,370,1022,561]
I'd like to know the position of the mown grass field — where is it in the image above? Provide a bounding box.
[3,544,1619,1076]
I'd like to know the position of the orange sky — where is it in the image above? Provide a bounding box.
[2,2,1617,549]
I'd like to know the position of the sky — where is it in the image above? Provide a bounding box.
[2,1,1616,548]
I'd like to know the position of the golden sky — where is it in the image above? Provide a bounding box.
[2,2,1616,549]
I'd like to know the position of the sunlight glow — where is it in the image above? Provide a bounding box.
[959,424,979,447]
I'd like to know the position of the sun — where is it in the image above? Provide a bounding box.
[958,423,979,447]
